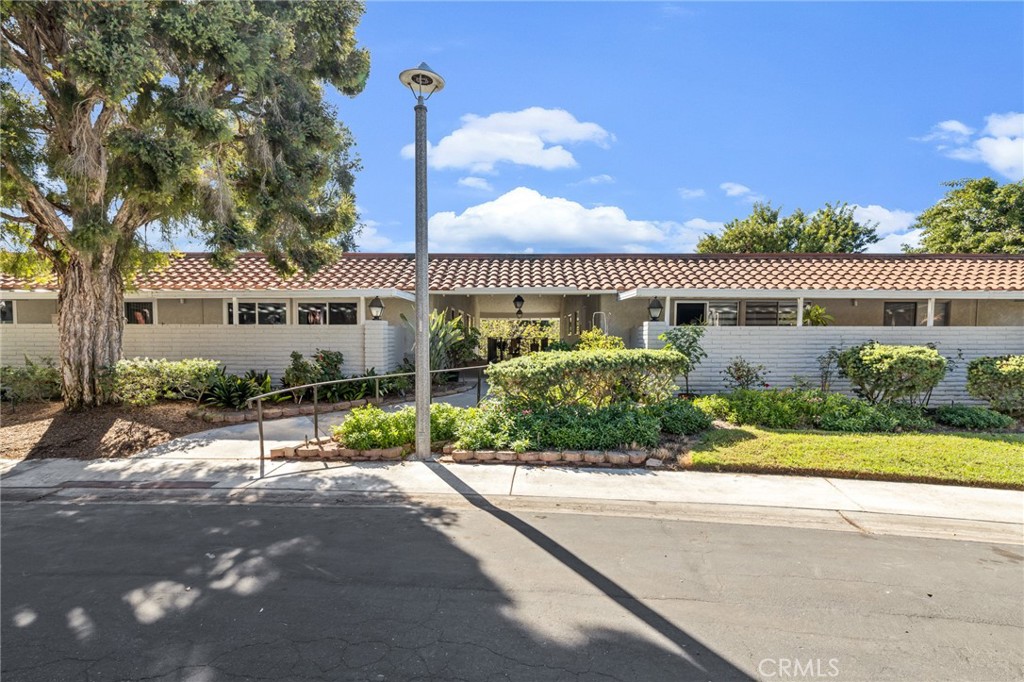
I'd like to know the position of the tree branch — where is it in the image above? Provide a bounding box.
[0,211,34,224]
[1,29,60,116]
[2,157,71,246]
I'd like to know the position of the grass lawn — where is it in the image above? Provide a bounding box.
[688,426,1024,489]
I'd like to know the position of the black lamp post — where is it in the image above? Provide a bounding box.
[648,298,664,322]
[369,296,385,321]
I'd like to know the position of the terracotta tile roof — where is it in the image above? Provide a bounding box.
[2,252,1023,293]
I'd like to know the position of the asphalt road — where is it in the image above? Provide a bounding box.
[2,492,1022,682]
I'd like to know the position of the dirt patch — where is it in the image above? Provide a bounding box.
[0,401,211,461]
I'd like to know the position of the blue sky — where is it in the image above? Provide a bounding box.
[320,3,1020,253]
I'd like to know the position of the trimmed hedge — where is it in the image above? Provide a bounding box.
[111,358,221,406]
[838,342,947,406]
[486,349,687,408]
[967,355,1024,418]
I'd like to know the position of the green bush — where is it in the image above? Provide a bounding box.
[721,357,769,390]
[693,389,934,433]
[450,402,520,451]
[967,355,1024,418]
[486,349,687,408]
[0,357,62,403]
[659,325,706,394]
[692,394,731,421]
[643,399,712,435]
[111,358,221,406]
[333,402,474,451]
[283,349,345,402]
[933,405,1016,430]
[837,342,947,406]
[512,403,662,451]
[576,328,625,350]
[203,371,266,411]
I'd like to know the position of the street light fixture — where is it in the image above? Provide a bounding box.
[369,296,385,321]
[648,298,664,322]
[399,62,445,460]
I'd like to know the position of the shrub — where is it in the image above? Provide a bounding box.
[334,402,482,451]
[967,355,1024,418]
[577,328,625,350]
[0,357,62,403]
[659,325,707,394]
[486,349,687,408]
[837,342,947,406]
[644,399,712,435]
[817,399,931,433]
[722,357,768,391]
[110,358,221,406]
[933,405,1016,430]
[692,394,731,421]
[451,401,518,451]
[546,340,574,352]
[203,371,266,411]
[283,349,345,402]
[512,403,661,451]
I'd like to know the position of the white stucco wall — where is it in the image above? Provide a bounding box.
[1,323,402,379]
[635,323,1024,404]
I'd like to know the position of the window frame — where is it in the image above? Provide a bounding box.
[0,299,15,325]
[225,299,290,326]
[296,300,359,326]
[124,300,156,325]
[742,300,799,327]
[673,301,707,326]
[883,301,918,327]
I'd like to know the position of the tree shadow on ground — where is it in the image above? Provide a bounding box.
[1,472,752,681]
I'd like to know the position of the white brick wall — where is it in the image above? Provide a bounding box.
[635,325,1024,403]
[1,323,402,379]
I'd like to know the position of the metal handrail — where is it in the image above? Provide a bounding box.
[249,364,489,477]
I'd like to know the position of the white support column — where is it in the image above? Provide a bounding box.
[796,297,804,327]
[357,296,365,325]
[231,296,238,325]
[927,298,935,327]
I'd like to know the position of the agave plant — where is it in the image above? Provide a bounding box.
[401,309,466,375]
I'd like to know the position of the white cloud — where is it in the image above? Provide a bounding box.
[983,112,1024,138]
[868,228,924,254]
[572,174,615,186]
[457,176,493,191]
[851,204,917,236]
[401,107,612,174]
[720,182,752,197]
[428,187,696,252]
[678,187,706,199]
[918,112,1024,180]
[354,220,413,252]
[683,217,724,232]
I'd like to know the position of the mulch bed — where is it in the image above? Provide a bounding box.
[0,401,211,461]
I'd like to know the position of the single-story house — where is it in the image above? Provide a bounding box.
[2,252,1022,402]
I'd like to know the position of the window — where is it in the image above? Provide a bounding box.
[883,302,917,327]
[125,301,153,325]
[674,302,705,326]
[932,301,951,327]
[707,301,739,326]
[328,302,357,325]
[227,301,289,325]
[0,300,13,324]
[744,301,798,326]
[298,302,357,325]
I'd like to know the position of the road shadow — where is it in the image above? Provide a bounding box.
[1,472,752,681]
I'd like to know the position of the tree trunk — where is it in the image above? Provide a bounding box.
[58,251,124,409]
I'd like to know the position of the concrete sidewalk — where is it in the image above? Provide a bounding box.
[3,380,1022,543]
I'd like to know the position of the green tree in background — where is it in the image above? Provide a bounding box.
[1,0,369,407]
[909,178,1024,254]
[696,202,879,253]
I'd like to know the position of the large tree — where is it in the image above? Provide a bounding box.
[909,178,1024,254]
[1,0,369,408]
[696,202,879,253]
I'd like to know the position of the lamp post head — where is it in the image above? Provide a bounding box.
[369,296,385,321]
[648,298,664,322]
[399,62,445,99]
[512,294,525,311]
